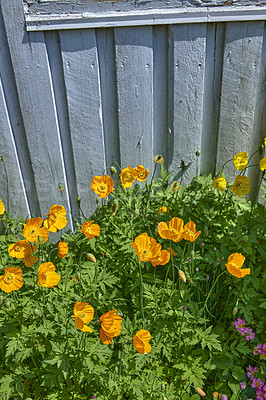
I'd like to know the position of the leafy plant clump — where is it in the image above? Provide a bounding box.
[0,147,265,400]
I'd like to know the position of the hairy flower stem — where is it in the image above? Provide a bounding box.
[154,266,157,315]
[216,158,233,178]
[138,260,146,330]
[203,271,226,314]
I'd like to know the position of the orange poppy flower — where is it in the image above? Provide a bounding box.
[183,221,201,242]
[133,329,152,354]
[58,241,69,258]
[38,262,61,288]
[0,267,23,293]
[99,309,122,344]
[158,217,184,243]
[23,251,37,268]
[71,302,94,333]
[81,221,100,239]
[225,253,250,278]
[151,249,170,267]
[43,205,68,232]
[120,166,137,189]
[133,165,149,182]
[0,199,5,215]
[131,233,161,262]
[91,175,114,198]
[8,240,32,259]
[23,217,49,243]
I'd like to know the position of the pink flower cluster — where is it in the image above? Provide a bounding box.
[247,366,266,400]
[253,343,266,357]
[232,318,255,341]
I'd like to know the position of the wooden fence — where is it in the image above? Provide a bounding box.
[0,0,265,227]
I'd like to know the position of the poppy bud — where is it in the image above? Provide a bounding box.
[33,308,40,317]
[187,277,194,284]
[163,398,168,400]
[258,144,264,155]
[76,272,81,281]
[96,197,100,204]
[1,155,5,164]
[111,199,119,215]
[233,307,238,315]
[5,301,11,309]
[58,183,64,192]
[195,387,206,397]
[178,270,186,282]
[110,166,117,176]
[133,209,139,219]
[86,253,96,263]
[243,235,248,243]
[213,392,219,399]
[161,383,165,391]
[203,225,208,236]
[195,150,200,157]
[0,295,4,305]
[190,250,195,260]
[77,196,81,207]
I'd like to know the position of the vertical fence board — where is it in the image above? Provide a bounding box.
[216,21,264,185]
[1,0,73,229]
[60,30,106,217]
[168,24,206,185]
[115,26,154,172]
[0,77,30,217]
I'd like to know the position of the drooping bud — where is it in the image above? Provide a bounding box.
[258,144,264,155]
[161,383,165,391]
[195,387,206,397]
[190,250,195,260]
[33,308,40,317]
[233,307,238,315]
[178,270,186,282]
[5,301,11,309]
[110,166,117,176]
[195,150,201,157]
[77,196,81,207]
[86,253,96,263]
[76,272,81,281]
[0,295,4,305]
[133,209,139,219]
[58,182,64,192]
[111,199,119,215]
[1,155,5,164]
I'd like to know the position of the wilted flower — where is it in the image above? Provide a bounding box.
[58,241,69,258]
[71,302,94,332]
[133,165,149,182]
[153,155,164,164]
[120,166,136,189]
[23,217,49,243]
[133,329,152,354]
[82,221,100,239]
[233,151,248,170]
[99,310,122,344]
[213,176,227,191]
[44,205,68,232]
[259,157,266,171]
[38,262,60,288]
[0,199,5,215]
[230,175,251,197]
[91,175,114,198]
[0,267,23,293]
[158,217,184,243]
[225,253,250,278]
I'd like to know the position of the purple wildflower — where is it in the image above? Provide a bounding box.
[233,318,246,334]
[200,242,205,247]
[195,267,199,272]
[240,382,246,390]
[247,366,257,378]
[220,395,228,400]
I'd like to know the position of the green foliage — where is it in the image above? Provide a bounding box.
[0,158,265,399]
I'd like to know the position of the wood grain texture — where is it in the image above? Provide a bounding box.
[168,23,206,185]
[216,21,264,185]
[115,26,154,173]
[1,0,73,231]
[60,29,106,217]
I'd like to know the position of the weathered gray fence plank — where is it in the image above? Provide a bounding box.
[60,29,106,217]
[115,26,154,173]
[168,23,206,184]
[216,21,264,187]
[1,0,73,228]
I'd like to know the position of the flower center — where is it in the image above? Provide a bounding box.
[78,312,86,318]
[98,184,107,192]
[15,245,22,251]
[139,172,145,178]
[4,273,14,284]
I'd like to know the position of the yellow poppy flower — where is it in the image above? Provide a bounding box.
[183,221,201,242]
[0,199,5,215]
[225,253,250,278]
[133,329,152,354]
[23,217,49,243]
[230,175,251,197]
[153,155,164,164]
[91,175,114,198]
[44,205,67,232]
[38,262,60,288]
[213,176,227,191]
[151,249,170,267]
[23,252,37,268]
[71,302,94,333]
[120,166,137,189]
[158,206,169,214]
[58,241,69,258]
[259,157,266,171]
[81,221,100,239]
[0,267,23,293]
[131,233,161,262]
[100,310,122,344]
[8,240,32,259]
[233,151,248,170]
[158,217,184,243]
[133,165,149,182]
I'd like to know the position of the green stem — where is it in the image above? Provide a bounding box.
[177,309,185,358]
[138,260,146,330]
[203,270,226,313]
[153,265,157,316]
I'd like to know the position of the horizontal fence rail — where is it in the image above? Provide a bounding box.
[0,0,265,229]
